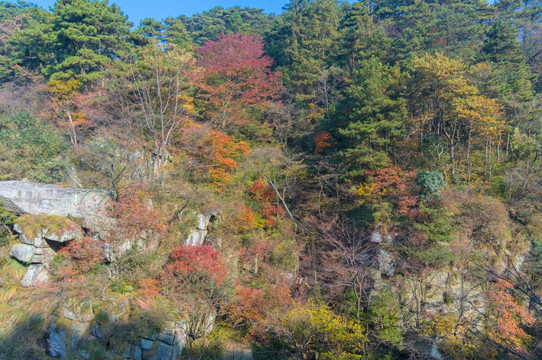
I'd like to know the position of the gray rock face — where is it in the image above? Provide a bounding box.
[185,229,208,246]
[152,341,173,360]
[10,243,35,263]
[45,228,84,243]
[158,330,176,345]
[378,249,396,277]
[47,322,67,359]
[32,247,55,264]
[370,231,383,243]
[21,263,49,287]
[184,209,221,246]
[131,345,142,360]
[0,181,109,218]
[61,304,94,323]
[140,338,153,350]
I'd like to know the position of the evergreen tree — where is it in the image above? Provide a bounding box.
[267,0,340,103]
[45,0,132,81]
[339,57,406,177]
[338,1,390,68]
[480,20,536,102]
[179,6,276,45]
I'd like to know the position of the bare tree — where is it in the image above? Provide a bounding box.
[319,217,375,321]
[113,43,195,181]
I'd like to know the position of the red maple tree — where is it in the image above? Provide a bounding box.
[194,33,281,130]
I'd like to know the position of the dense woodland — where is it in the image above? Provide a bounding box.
[0,0,541,359]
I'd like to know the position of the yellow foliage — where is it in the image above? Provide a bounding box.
[280,301,366,359]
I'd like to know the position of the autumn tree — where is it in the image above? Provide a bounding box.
[487,279,535,357]
[407,53,504,179]
[320,217,374,321]
[179,119,250,187]
[113,43,195,179]
[194,33,281,135]
[48,78,87,145]
[104,186,168,276]
[161,245,230,356]
[269,300,366,360]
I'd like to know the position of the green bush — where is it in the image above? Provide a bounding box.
[0,113,69,183]
[0,208,16,247]
[416,171,446,200]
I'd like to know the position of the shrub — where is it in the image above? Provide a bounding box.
[416,170,446,200]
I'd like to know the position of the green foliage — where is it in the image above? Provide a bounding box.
[267,0,340,104]
[0,207,16,247]
[339,57,406,175]
[414,205,454,244]
[180,6,275,45]
[135,17,192,49]
[110,280,134,294]
[338,2,390,66]
[479,20,536,101]
[368,286,404,346]
[416,171,447,201]
[0,113,69,182]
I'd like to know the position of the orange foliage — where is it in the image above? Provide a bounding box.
[249,176,285,227]
[358,166,419,216]
[111,186,168,239]
[488,279,535,353]
[55,237,103,281]
[314,131,332,154]
[163,245,227,286]
[227,283,268,328]
[181,120,250,186]
[138,278,161,298]
[237,206,258,231]
[249,177,276,202]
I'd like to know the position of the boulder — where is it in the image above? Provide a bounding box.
[44,228,84,243]
[90,326,102,340]
[78,349,90,360]
[197,209,222,230]
[131,345,142,360]
[32,247,55,264]
[21,264,49,287]
[61,303,94,323]
[185,229,208,246]
[12,223,39,245]
[0,181,109,218]
[184,209,221,246]
[158,330,176,346]
[47,322,67,359]
[378,249,396,277]
[10,243,35,263]
[370,231,383,243]
[140,338,154,350]
[152,341,173,360]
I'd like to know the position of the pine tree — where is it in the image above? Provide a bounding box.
[339,57,406,177]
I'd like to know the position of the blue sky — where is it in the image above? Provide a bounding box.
[29,1,287,24]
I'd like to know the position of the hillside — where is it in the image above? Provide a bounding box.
[0,1,541,359]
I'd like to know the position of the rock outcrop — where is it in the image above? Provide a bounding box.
[0,181,109,218]
[10,216,87,287]
[184,209,222,246]
[0,181,110,287]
